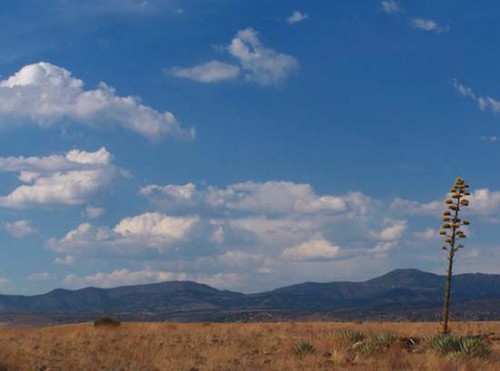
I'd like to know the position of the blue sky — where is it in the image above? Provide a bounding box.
[0,0,499,294]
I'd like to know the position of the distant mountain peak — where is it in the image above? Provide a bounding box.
[366,268,441,287]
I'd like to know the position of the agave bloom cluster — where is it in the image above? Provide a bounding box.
[439,177,470,252]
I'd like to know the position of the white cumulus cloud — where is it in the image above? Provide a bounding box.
[48,212,199,255]
[170,29,299,86]
[115,212,198,240]
[228,28,299,85]
[370,220,406,241]
[0,147,125,209]
[0,62,194,141]
[48,179,490,290]
[141,181,359,216]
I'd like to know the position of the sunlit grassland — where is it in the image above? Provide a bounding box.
[0,321,498,370]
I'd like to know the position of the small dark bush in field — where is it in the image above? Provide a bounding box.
[428,334,491,361]
[293,340,315,357]
[94,316,121,327]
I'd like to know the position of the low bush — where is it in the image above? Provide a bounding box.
[93,316,121,327]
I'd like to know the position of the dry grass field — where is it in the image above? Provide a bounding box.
[0,321,498,370]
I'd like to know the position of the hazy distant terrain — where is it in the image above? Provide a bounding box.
[0,269,498,325]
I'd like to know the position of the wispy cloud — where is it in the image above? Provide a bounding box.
[392,188,500,216]
[0,62,194,141]
[381,0,402,14]
[83,206,106,219]
[382,2,449,33]
[411,18,449,33]
[54,255,75,266]
[286,11,309,25]
[169,29,299,86]
[54,0,177,17]
[4,220,37,238]
[413,228,439,240]
[26,272,56,282]
[453,80,500,113]
[481,136,500,142]
[168,61,240,83]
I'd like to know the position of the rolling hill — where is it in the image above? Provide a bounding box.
[0,269,498,325]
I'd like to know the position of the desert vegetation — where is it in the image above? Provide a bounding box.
[439,177,471,334]
[0,321,497,370]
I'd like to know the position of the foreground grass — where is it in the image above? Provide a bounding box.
[0,321,498,370]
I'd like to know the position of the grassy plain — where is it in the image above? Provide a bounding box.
[0,321,498,370]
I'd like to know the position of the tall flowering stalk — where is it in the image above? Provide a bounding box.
[439,177,470,334]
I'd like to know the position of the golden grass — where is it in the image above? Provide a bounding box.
[0,321,498,370]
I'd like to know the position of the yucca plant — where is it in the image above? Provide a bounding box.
[371,333,398,348]
[428,334,461,355]
[439,177,471,334]
[336,329,365,344]
[428,335,491,361]
[457,337,491,358]
[293,340,315,357]
[357,333,398,357]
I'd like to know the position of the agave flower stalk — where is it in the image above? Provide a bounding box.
[439,177,470,334]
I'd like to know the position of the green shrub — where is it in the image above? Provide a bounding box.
[93,316,121,327]
[293,340,315,357]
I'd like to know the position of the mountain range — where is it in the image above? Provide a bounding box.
[0,269,498,325]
